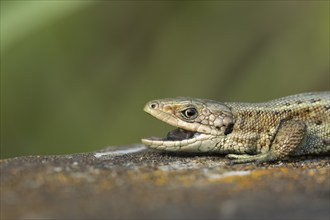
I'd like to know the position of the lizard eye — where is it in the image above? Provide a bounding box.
[181,108,198,120]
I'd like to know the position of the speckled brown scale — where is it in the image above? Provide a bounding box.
[142,92,330,164]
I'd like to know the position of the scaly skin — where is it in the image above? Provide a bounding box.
[141,92,330,164]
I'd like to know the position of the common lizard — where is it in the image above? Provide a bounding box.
[141,92,330,164]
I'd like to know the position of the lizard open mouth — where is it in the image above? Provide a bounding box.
[147,128,199,141]
[142,125,211,152]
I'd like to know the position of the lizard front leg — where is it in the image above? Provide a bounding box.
[227,120,307,164]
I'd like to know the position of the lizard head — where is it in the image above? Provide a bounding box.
[141,98,234,152]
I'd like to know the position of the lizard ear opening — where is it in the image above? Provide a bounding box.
[224,123,234,135]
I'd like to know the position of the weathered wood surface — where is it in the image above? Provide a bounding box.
[1,145,329,219]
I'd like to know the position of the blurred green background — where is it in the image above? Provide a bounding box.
[1,1,329,159]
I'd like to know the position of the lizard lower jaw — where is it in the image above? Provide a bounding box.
[141,131,213,152]
[141,128,211,151]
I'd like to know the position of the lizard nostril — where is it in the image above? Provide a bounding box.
[150,102,158,109]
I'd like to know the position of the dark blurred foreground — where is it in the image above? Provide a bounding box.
[1,145,329,219]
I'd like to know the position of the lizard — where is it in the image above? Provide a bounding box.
[141,92,330,164]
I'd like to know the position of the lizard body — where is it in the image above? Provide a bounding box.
[141,92,330,164]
